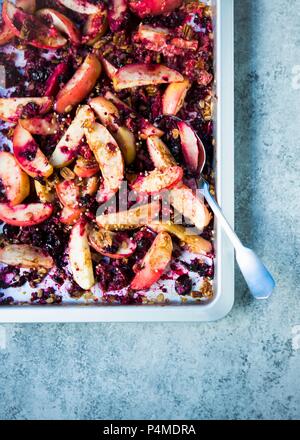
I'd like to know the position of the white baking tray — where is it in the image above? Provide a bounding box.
[0,0,234,322]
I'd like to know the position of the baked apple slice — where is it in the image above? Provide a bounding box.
[105,91,164,139]
[44,62,68,97]
[134,24,169,46]
[34,180,55,203]
[162,80,190,115]
[13,123,53,178]
[3,1,67,49]
[113,63,184,91]
[16,0,36,13]
[129,0,182,17]
[89,97,137,164]
[170,183,211,231]
[150,222,212,255]
[0,244,54,269]
[82,10,108,45]
[0,151,30,205]
[89,227,137,259]
[134,24,197,55]
[177,121,205,174]
[96,201,160,230]
[0,97,53,122]
[85,122,124,197]
[82,175,99,197]
[69,220,95,291]
[0,19,14,45]
[100,57,118,80]
[131,231,173,290]
[89,96,120,132]
[55,54,102,114]
[74,157,99,178]
[50,105,95,168]
[147,136,177,168]
[56,180,80,209]
[20,115,59,136]
[0,202,53,226]
[132,166,183,194]
[60,206,83,225]
[0,0,36,45]
[108,0,128,32]
[114,127,136,165]
[57,0,103,15]
[36,8,81,45]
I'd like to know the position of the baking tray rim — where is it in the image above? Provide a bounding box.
[0,0,235,322]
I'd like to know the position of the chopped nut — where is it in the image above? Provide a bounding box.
[156,293,165,303]
[60,167,75,181]
[201,278,214,298]
[182,23,194,40]
[191,291,203,299]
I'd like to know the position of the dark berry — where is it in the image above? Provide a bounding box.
[175,274,192,296]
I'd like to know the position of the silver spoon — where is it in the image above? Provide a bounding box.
[195,127,275,299]
[159,116,275,299]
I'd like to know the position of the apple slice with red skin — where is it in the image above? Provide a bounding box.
[69,220,95,290]
[0,0,36,45]
[13,124,53,178]
[60,206,83,225]
[132,166,183,195]
[89,97,137,165]
[108,0,128,32]
[36,8,81,45]
[50,105,95,168]
[89,96,120,132]
[0,19,14,45]
[113,63,184,91]
[85,122,124,198]
[0,244,54,269]
[89,227,137,260]
[100,57,118,80]
[16,0,36,13]
[131,231,173,290]
[147,136,177,168]
[177,120,206,174]
[149,222,212,255]
[129,0,182,17]
[0,151,30,205]
[57,0,103,15]
[162,80,191,116]
[74,157,99,178]
[0,96,53,122]
[0,202,53,226]
[55,54,102,114]
[96,201,160,231]
[82,10,108,46]
[44,62,68,97]
[134,25,198,55]
[134,24,169,46]
[20,115,59,136]
[105,91,164,139]
[3,1,67,49]
[170,183,211,231]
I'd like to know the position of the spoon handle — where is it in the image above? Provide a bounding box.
[200,180,275,299]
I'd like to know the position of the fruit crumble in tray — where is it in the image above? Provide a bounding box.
[0,0,215,307]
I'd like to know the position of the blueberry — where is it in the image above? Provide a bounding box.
[175,274,192,296]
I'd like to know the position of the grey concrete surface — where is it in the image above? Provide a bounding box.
[0,0,299,420]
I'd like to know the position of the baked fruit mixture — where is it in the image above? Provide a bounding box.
[0,0,215,305]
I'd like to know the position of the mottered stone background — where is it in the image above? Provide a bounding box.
[0,0,299,420]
